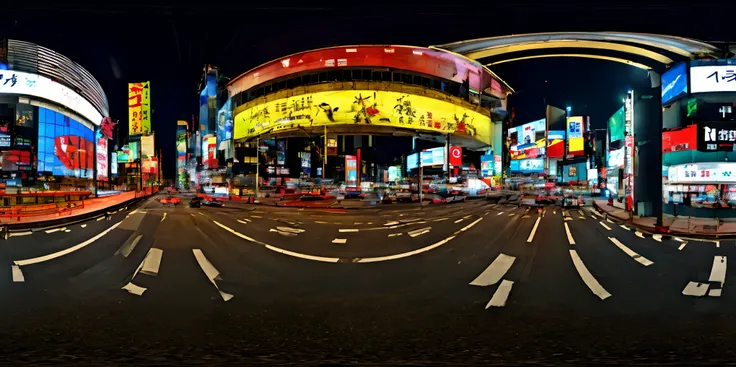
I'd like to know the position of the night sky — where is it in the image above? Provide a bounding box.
[0,2,730,179]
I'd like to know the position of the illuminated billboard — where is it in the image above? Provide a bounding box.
[128,81,151,135]
[690,64,736,93]
[234,90,493,146]
[37,107,94,178]
[0,71,103,124]
[508,118,546,159]
[117,143,139,163]
[217,99,233,143]
[141,134,155,158]
[546,130,565,159]
[566,116,585,156]
[661,62,688,105]
[95,129,108,182]
[110,152,118,175]
[345,155,357,186]
[510,158,544,174]
[176,132,187,156]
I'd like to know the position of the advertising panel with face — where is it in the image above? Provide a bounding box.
[37,107,94,178]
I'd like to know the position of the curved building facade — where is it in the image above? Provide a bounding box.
[224,45,511,190]
[0,39,109,190]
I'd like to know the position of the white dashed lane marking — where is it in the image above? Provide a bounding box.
[470,254,515,286]
[608,237,654,266]
[569,249,611,300]
[486,280,514,308]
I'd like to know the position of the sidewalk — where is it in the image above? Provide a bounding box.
[0,189,157,225]
[593,200,736,237]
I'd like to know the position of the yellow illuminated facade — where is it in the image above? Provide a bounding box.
[234,90,493,145]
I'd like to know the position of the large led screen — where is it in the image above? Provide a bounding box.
[510,158,544,173]
[508,118,546,160]
[37,107,94,178]
[110,152,118,175]
[661,62,688,105]
[546,130,565,159]
[567,116,585,156]
[234,90,494,146]
[217,99,233,143]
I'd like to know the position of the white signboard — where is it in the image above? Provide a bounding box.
[691,65,736,93]
[0,70,103,125]
[667,162,736,183]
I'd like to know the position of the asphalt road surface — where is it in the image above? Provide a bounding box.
[0,193,735,365]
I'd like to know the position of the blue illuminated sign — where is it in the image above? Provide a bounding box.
[661,62,688,105]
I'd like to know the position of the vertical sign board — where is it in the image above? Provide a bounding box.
[624,91,635,205]
[95,129,108,182]
[128,81,151,135]
[141,134,155,158]
[566,116,585,156]
[110,152,118,175]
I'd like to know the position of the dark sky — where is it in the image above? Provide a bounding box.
[0,2,732,178]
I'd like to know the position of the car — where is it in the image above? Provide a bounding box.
[160,196,180,205]
[189,198,201,208]
[201,199,224,207]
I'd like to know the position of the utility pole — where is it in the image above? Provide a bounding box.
[321,124,326,191]
[255,137,260,199]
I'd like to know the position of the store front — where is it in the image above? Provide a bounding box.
[663,162,736,217]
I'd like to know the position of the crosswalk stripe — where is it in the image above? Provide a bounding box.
[708,256,727,287]
[599,221,612,231]
[608,237,654,266]
[140,248,163,276]
[486,280,514,308]
[569,249,611,300]
[470,253,515,286]
[193,249,233,302]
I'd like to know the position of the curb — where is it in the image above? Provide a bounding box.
[591,201,736,240]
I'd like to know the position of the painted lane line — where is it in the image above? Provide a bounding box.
[212,220,339,263]
[64,229,71,233]
[339,229,359,233]
[269,229,297,237]
[527,217,541,243]
[96,216,105,221]
[250,215,263,218]
[564,223,576,245]
[497,212,504,216]
[388,233,403,237]
[457,218,483,233]
[463,214,473,219]
[433,218,449,222]
[408,227,432,238]
[469,254,516,286]
[608,237,654,266]
[9,231,32,237]
[81,224,87,228]
[682,281,709,296]
[569,249,611,300]
[674,237,685,243]
[14,221,122,266]
[709,256,727,287]
[237,220,249,224]
[264,245,340,263]
[117,234,143,258]
[242,218,252,223]
[356,236,455,263]
[521,215,530,219]
[192,249,233,302]
[678,242,688,251]
[315,221,329,224]
[486,280,514,308]
[45,227,66,234]
[620,225,631,231]
[606,218,615,224]
[353,222,363,225]
[12,265,24,282]
[140,248,163,276]
[716,240,721,248]
[709,288,722,297]
[578,210,585,216]
[276,226,305,234]
[454,218,465,224]
[599,221,612,231]
[652,234,662,243]
[484,212,490,216]
[635,231,645,239]
[508,213,515,217]
[161,212,167,223]
[332,238,347,244]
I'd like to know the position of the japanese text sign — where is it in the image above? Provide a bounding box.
[691,65,736,93]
